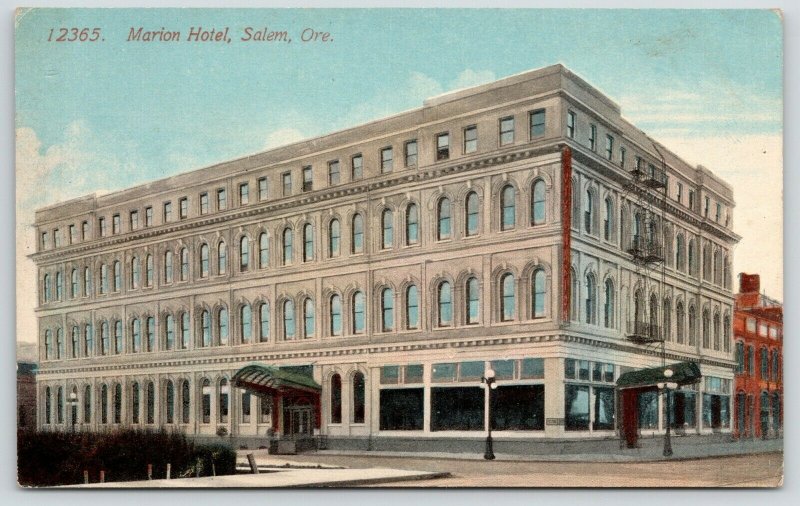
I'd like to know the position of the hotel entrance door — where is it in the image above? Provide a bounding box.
[283,406,313,438]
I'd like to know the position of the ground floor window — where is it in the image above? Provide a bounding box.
[703,393,730,429]
[772,393,781,432]
[565,384,589,430]
[259,396,271,424]
[666,390,697,430]
[593,386,615,430]
[736,392,746,435]
[241,391,251,423]
[379,388,424,430]
[431,387,484,431]
[491,385,544,430]
[638,390,658,430]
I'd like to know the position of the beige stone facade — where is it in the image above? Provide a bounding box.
[32,65,739,445]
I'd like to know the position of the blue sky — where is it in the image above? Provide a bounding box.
[15,8,783,340]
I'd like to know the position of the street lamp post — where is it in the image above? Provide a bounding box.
[481,368,497,460]
[658,368,678,458]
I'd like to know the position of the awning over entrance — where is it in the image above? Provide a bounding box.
[616,361,702,389]
[232,364,321,395]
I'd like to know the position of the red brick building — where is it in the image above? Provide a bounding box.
[733,273,782,438]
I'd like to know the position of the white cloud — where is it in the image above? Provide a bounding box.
[264,127,307,150]
[448,69,497,91]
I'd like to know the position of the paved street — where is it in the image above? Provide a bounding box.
[271,452,783,488]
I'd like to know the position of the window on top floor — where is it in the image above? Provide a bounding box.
[328,160,340,185]
[716,203,721,222]
[676,182,683,204]
[746,317,756,333]
[41,232,48,250]
[589,124,597,151]
[405,140,418,167]
[464,126,477,154]
[381,147,393,173]
[179,198,188,219]
[436,133,450,161]
[302,166,313,192]
[500,116,514,145]
[112,214,120,234]
[217,189,227,210]
[351,154,363,180]
[619,146,626,168]
[688,190,695,211]
[282,172,292,196]
[704,196,710,217]
[69,224,77,244]
[200,193,209,215]
[758,322,768,337]
[605,135,614,161]
[163,202,172,223]
[53,229,61,248]
[530,109,546,138]
[239,183,249,205]
[99,217,108,237]
[130,211,139,231]
[82,221,89,240]
[566,111,576,139]
[258,177,268,201]
[144,207,152,227]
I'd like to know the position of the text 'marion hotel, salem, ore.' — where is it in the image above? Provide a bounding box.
[31,64,739,452]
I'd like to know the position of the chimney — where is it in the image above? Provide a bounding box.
[739,273,760,294]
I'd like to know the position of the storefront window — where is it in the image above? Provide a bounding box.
[593,386,615,430]
[492,385,544,430]
[565,384,590,430]
[379,389,423,430]
[638,390,658,429]
[431,387,484,431]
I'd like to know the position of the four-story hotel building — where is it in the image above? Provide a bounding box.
[32,65,739,450]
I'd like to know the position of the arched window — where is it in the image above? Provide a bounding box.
[164,251,173,283]
[649,294,659,339]
[603,279,614,328]
[145,255,153,286]
[466,277,480,324]
[200,244,209,277]
[112,262,120,292]
[100,321,109,355]
[283,300,295,340]
[84,267,91,296]
[201,310,211,347]
[772,350,780,381]
[239,236,249,271]
[406,204,418,245]
[83,384,91,423]
[688,239,696,275]
[180,312,189,350]
[676,234,685,271]
[501,273,515,321]
[466,191,480,236]
[181,380,191,424]
[84,324,93,356]
[100,384,108,424]
[165,314,175,350]
[663,299,672,341]
[603,198,613,240]
[329,219,341,257]
[585,274,596,324]
[702,244,711,280]
[146,381,155,424]
[130,258,140,289]
[303,224,314,262]
[131,318,141,353]
[570,268,579,321]
[240,305,251,344]
[381,209,393,249]
[437,198,451,240]
[713,312,721,351]
[201,378,211,424]
[353,291,366,334]
[633,290,644,327]
[723,255,731,289]
[56,328,64,359]
[114,321,123,353]
[584,190,594,234]
[438,281,452,326]
[145,317,155,352]
[381,288,394,332]
[351,214,364,253]
[282,228,293,265]
[180,247,189,280]
[352,372,365,424]
[688,306,697,346]
[532,180,546,225]
[131,382,141,424]
[218,307,229,345]
[165,381,175,424]
[713,250,722,285]
[44,386,52,424]
[702,309,710,348]
[71,269,78,297]
[330,295,342,336]
[406,285,419,330]
[676,303,685,344]
[219,379,229,423]
[100,264,108,294]
[217,242,227,274]
[259,302,270,342]
[71,326,79,358]
[760,346,769,380]
[259,233,269,268]
[303,298,315,338]
[57,386,64,424]
[501,185,516,230]
[330,374,342,424]
[56,271,63,300]
[43,274,51,302]
[113,383,122,424]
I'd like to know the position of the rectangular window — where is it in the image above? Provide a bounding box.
[520,358,544,379]
[716,203,721,222]
[567,111,576,138]
[593,386,615,430]
[239,183,249,205]
[620,146,626,168]
[42,231,48,250]
[463,126,477,153]
[565,384,590,430]
[500,116,514,145]
[436,133,449,161]
[431,363,456,382]
[605,135,614,160]
[676,182,683,203]
[380,147,393,173]
[328,160,340,185]
[704,196,710,217]
[430,387,484,431]
[129,211,138,231]
[746,317,756,333]
[589,124,597,150]
[179,197,188,219]
[491,360,515,380]
[380,366,400,385]
[405,364,423,384]
[404,140,418,166]
[351,154,363,180]
[493,385,545,430]
[282,172,292,196]
[302,166,313,191]
[530,109,546,138]
[200,193,209,215]
[144,207,152,227]
[53,229,61,248]
[163,202,172,222]
[112,214,120,234]
[688,190,695,211]
[68,224,77,244]
[217,189,227,210]
[99,217,108,237]
[258,177,268,201]
[379,389,424,430]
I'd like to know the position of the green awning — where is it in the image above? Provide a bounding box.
[232,363,321,394]
[616,361,702,389]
